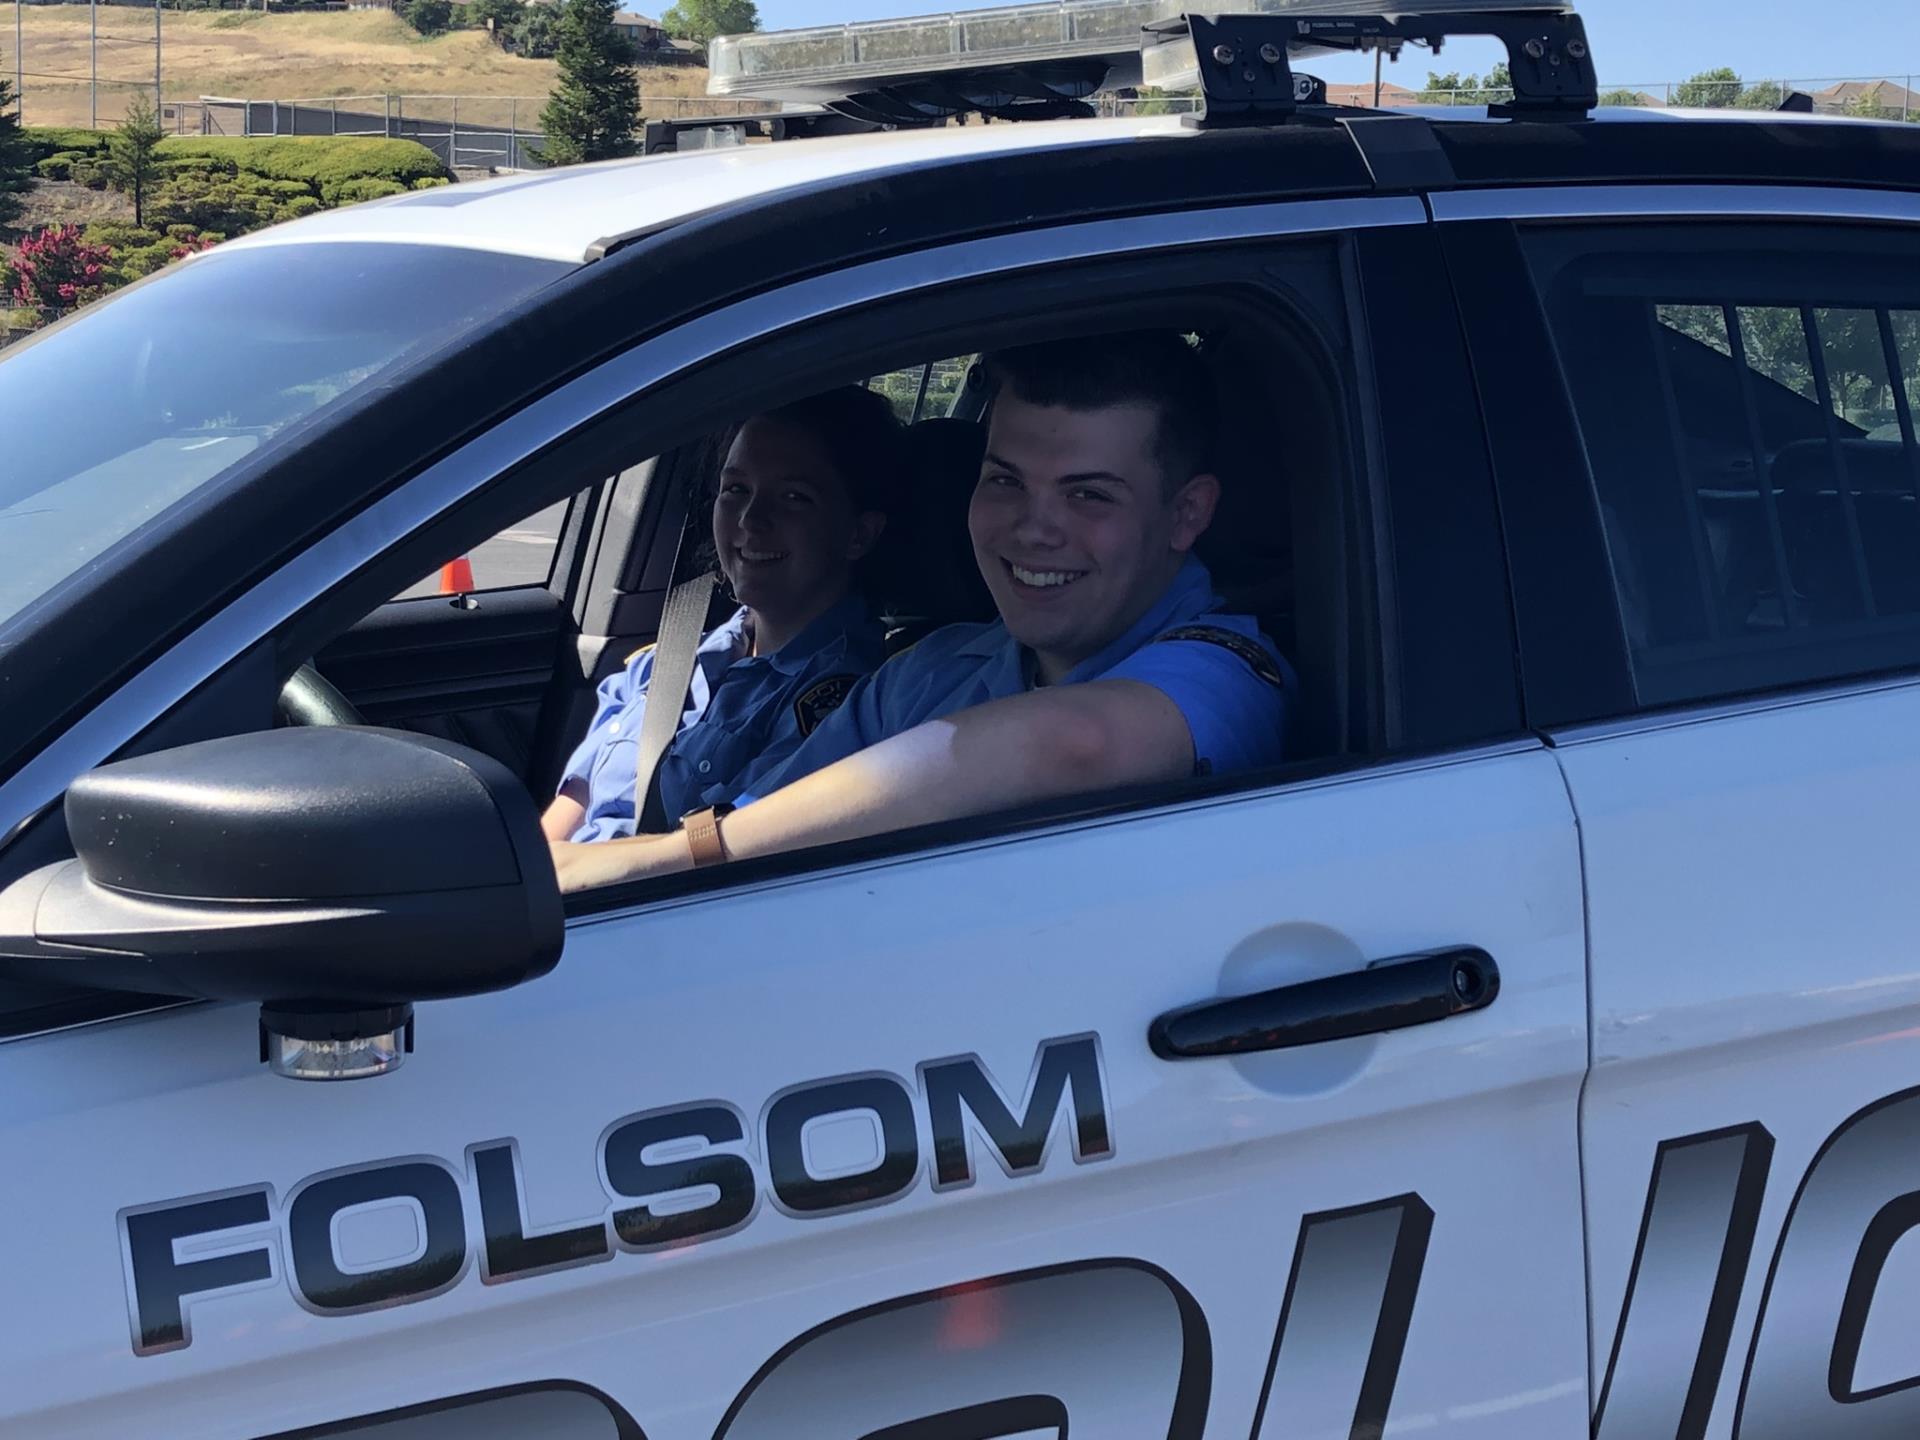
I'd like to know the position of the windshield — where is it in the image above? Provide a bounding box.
[0,243,572,632]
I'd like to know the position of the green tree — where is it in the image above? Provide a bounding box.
[466,0,525,41]
[402,0,453,35]
[1673,66,1742,108]
[105,93,166,229]
[1419,70,1475,105]
[0,77,30,233]
[1735,79,1788,110]
[660,0,759,51]
[1419,63,1512,106]
[539,0,641,165]
[1598,88,1646,107]
[510,3,559,56]
[1846,87,1893,121]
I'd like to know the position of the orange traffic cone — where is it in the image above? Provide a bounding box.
[438,556,475,594]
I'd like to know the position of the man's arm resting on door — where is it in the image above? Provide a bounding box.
[548,679,1194,892]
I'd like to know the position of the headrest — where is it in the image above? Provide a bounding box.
[1773,437,1912,494]
[873,417,995,629]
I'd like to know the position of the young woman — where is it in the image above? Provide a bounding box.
[541,386,901,842]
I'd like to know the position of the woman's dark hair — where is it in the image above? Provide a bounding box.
[704,385,905,515]
[694,384,906,587]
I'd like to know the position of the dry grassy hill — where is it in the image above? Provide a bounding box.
[7,6,715,129]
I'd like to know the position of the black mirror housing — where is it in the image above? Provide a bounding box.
[0,729,562,1006]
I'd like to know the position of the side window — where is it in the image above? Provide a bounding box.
[865,356,976,423]
[1526,223,1920,707]
[393,496,574,600]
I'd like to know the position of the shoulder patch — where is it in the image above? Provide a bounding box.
[1154,625,1287,690]
[623,641,658,667]
[793,673,858,737]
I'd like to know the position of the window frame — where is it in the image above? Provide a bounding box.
[0,193,1521,1024]
[1437,186,1920,730]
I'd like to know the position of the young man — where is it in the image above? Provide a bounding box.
[550,331,1291,893]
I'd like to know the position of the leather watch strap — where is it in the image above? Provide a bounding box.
[684,806,732,868]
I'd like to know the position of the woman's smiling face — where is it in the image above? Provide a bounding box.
[713,416,881,628]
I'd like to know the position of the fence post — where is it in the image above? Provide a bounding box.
[1906,77,1912,122]
[451,94,458,168]
[330,98,337,134]
[384,92,391,137]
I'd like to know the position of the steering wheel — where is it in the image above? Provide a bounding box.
[277,662,366,728]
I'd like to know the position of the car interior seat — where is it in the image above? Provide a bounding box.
[872,416,996,652]
[1195,328,1347,759]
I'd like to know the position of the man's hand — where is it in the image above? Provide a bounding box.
[544,680,1194,895]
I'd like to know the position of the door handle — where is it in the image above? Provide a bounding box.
[1148,948,1499,1060]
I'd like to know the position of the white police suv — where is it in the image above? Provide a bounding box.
[2,1,1918,1434]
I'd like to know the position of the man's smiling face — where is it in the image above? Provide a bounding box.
[969,391,1217,683]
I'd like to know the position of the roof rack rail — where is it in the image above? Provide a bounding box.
[707,0,1574,123]
[1144,9,1597,124]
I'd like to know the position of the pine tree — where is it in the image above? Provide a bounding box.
[107,93,166,229]
[539,0,641,166]
[0,78,30,233]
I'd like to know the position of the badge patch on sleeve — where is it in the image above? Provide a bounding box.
[1154,626,1287,690]
[793,674,857,736]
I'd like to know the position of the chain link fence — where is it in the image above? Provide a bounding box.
[163,92,772,170]
[1300,73,1918,116]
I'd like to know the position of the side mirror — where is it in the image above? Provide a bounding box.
[0,728,562,1078]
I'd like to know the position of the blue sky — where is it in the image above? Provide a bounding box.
[751,0,1920,91]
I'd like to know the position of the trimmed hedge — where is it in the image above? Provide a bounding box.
[330,177,410,204]
[24,133,447,205]
[153,136,448,203]
[21,127,110,163]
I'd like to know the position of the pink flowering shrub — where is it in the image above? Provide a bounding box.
[8,224,112,313]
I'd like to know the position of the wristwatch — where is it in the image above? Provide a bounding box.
[683,804,734,868]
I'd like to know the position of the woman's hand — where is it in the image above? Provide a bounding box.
[549,834,693,895]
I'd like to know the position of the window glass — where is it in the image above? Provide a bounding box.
[1528,226,1920,706]
[393,497,573,600]
[865,355,975,422]
[0,245,570,636]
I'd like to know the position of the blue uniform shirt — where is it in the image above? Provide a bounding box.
[561,593,886,841]
[740,555,1292,803]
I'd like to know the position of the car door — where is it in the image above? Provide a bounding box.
[0,203,1589,1439]
[1453,191,1920,1439]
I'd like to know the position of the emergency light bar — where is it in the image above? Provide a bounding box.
[709,0,1570,111]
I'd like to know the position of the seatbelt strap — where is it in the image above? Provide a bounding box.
[632,568,717,833]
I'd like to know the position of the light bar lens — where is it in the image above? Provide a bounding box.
[710,0,1570,103]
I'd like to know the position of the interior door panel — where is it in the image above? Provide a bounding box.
[316,587,574,789]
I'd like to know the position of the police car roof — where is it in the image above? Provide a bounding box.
[219,106,1920,268]
[219,114,1191,264]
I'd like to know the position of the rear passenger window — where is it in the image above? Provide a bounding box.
[1527,225,1920,706]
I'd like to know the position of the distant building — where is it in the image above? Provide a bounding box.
[1813,79,1919,117]
[610,9,705,63]
[1323,81,1418,108]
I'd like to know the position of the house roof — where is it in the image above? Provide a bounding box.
[1322,81,1417,107]
[1813,79,1920,109]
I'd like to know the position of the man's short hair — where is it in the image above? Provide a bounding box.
[981,331,1215,497]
